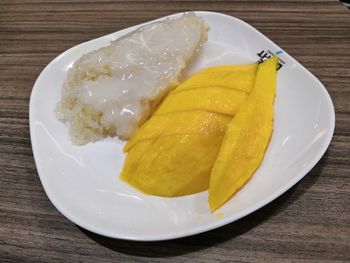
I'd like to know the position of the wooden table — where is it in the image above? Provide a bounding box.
[1,1,349,262]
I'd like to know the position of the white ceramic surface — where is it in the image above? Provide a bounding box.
[30,11,335,241]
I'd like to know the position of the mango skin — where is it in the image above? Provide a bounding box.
[208,57,278,211]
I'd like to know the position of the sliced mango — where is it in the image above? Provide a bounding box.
[120,139,152,183]
[124,111,230,152]
[155,87,247,116]
[120,61,276,206]
[208,57,278,211]
[124,64,257,152]
[121,134,223,196]
[176,64,257,93]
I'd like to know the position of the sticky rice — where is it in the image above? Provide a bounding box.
[56,13,208,144]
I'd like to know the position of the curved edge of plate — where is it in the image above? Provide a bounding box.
[29,11,336,241]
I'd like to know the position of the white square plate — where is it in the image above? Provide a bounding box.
[30,11,335,241]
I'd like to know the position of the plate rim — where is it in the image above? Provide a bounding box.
[29,11,336,241]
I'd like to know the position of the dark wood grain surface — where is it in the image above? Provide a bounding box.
[1,1,349,262]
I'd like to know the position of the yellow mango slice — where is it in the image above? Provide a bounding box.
[175,64,257,93]
[121,134,223,196]
[208,57,278,211]
[125,64,257,152]
[121,62,264,200]
[120,139,152,183]
[155,87,247,116]
[124,111,230,152]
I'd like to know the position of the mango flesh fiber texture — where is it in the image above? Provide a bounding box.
[120,57,277,210]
